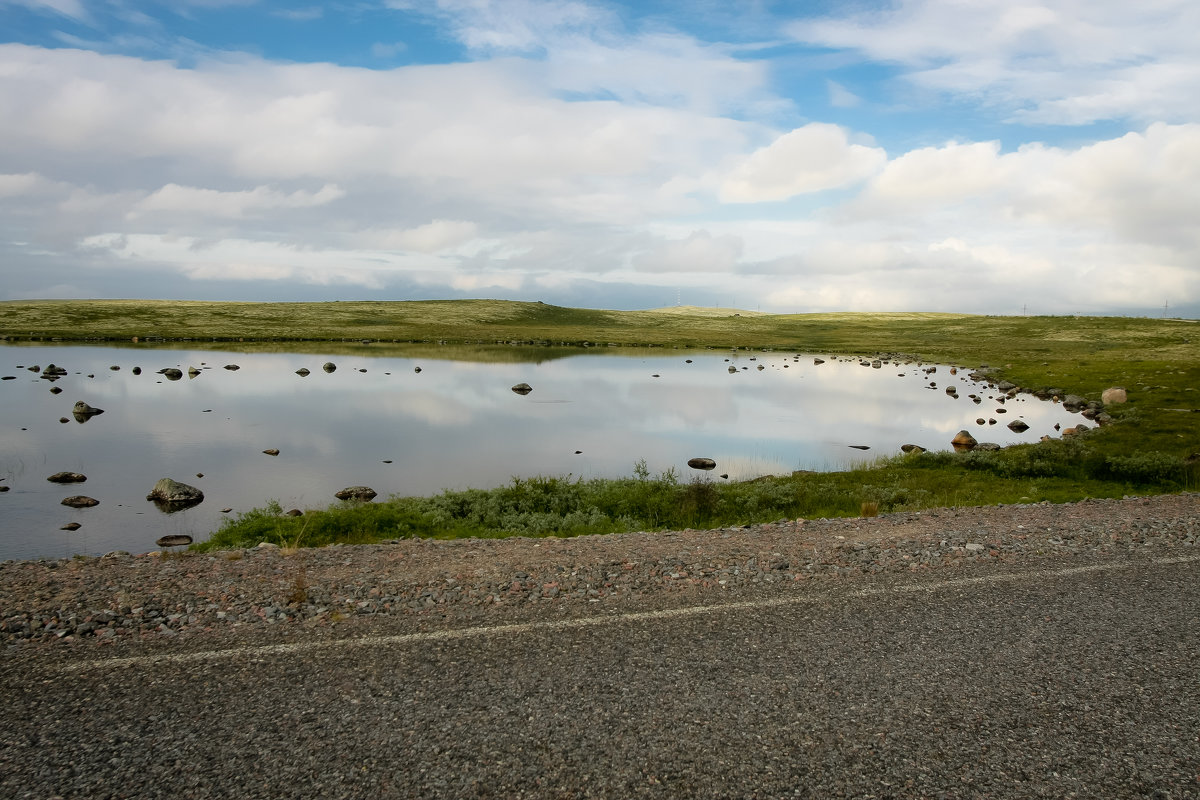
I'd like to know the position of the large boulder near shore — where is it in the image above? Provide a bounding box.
[1061,394,1087,412]
[951,430,977,451]
[146,478,204,510]
[1101,387,1127,405]
[1007,420,1030,433]
[335,486,377,502]
[687,457,717,471]
[900,444,926,454]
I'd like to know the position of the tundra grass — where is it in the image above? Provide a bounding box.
[4,299,1198,547]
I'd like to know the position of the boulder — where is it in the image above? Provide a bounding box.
[900,444,926,454]
[72,401,104,416]
[160,368,183,381]
[263,448,280,456]
[61,496,99,507]
[323,362,336,373]
[1101,387,1127,405]
[511,383,533,395]
[1006,420,1030,432]
[131,367,142,375]
[146,478,204,510]
[47,472,87,483]
[156,534,193,547]
[951,430,977,450]
[61,523,82,531]
[813,358,824,365]
[224,364,240,371]
[975,442,1002,451]
[687,457,717,471]
[296,368,311,376]
[49,386,63,394]
[1061,394,1087,412]
[188,367,201,378]
[335,486,377,502]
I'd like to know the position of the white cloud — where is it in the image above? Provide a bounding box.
[0,172,45,197]
[789,0,1200,124]
[633,230,744,273]
[129,183,345,218]
[3,0,87,21]
[371,220,480,253]
[826,79,860,108]
[720,123,886,203]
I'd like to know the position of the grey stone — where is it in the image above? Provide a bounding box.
[335,486,377,502]
[61,496,99,507]
[47,472,87,483]
[511,383,533,395]
[687,458,717,470]
[146,478,204,505]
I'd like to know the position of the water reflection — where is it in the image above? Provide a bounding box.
[0,344,1086,560]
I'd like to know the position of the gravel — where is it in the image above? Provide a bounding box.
[2,493,1196,651]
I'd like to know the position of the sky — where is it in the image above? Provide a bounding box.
[1,0,1198,316]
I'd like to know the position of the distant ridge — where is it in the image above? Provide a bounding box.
[647,305,766,317]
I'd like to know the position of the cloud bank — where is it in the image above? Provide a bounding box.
[0,0,1196,316]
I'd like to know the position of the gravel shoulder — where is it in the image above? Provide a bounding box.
[2,493,1197,655]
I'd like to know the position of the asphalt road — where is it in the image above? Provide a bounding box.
[3,554,1198,799]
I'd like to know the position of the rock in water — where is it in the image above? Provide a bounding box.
[146,478,204,510]
[323,362,336,373]
[1007,419,1030,432]
[155,534,193,547]
[511,383,533,395]
[159,368,183,380]
[335,486,377,501]
[951,430,978,451]
[147,478,204,502]
[47,472,87,483]
[61,496,99,507]
[900,444,926,454]
[263,448,280,456]
[687,457,717,471]
[72,401,104,417]
[61,522,82,531]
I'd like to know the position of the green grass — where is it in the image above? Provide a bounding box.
[4,299,1198,548]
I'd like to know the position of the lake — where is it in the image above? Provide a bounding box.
[0,343,1086,560]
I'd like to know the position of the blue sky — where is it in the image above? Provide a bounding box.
[1,0,1198,315]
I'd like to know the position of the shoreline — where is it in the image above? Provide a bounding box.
[3,492,1196,651]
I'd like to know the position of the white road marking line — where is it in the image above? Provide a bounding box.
[57,554,1199,673]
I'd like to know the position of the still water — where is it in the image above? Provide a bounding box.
[1,343,1085,560]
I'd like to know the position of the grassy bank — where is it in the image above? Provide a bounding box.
[3,299,1197,546]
